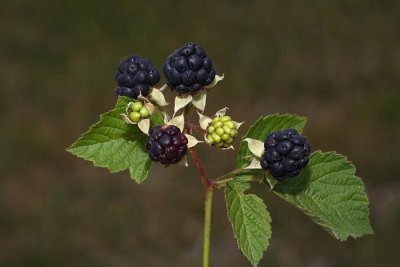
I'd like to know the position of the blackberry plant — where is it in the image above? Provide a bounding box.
[67,42,373,267]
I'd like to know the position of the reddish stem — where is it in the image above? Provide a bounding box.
[189,148,213,188]
[185,122,207,133]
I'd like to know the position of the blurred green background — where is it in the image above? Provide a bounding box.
[1,0,399,266]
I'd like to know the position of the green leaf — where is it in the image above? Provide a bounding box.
[272,151,374,240]
[67,96,162,184]
[236,114,307,168]
[150,109,165,126]
[225,180,272,267]
[224,114,306,264]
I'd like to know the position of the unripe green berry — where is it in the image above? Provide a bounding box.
[211,132,221,143]
[213,121,223,128]
[222,134,230,141]
[216,127,225,136]
[206,114,240,148]
[223,125,231,134]
[224,121,235,129]
[139,106,150,117]
[220,116,231,122]
[131,102,143,112]
[129,111,141,122]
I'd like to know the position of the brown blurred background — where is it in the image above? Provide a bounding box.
[1,0,399,266]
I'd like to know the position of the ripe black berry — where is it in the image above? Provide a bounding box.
[146,125,188,165]
[261,129,311,180]
[163,42,216,94]
[115,55,160,99]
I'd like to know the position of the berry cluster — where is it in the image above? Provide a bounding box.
[146,125,188,165]
[206,116,238,148]
[115,55,160,99]
[128,101,150,122]
[163,42,216,94]
[261,129,311,180]
[115,44,311,177]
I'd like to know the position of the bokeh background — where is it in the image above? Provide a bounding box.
[1,0,399,266]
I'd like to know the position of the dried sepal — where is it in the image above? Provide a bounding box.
[178,155,189,167]
[121,113,135,124]
[234,121,245,129]
[162,111,170,124]
[174,94,193,114]
[159,83,168,92]
[198,111,212,130]
[138,118,150,135]
[192,91,207,113]
[215,107,228,117]
[144,101,156,114]
[150,87,169,106]
[185,134,202,148]
[204,74,224,89]
[204,133,212,144]
[245,157,262,169]
[244,138,264,158]
[126,101,134,114]
[168,114,185,132]
[265,174,277,191]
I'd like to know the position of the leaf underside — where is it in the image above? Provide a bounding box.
[67,96,161,184]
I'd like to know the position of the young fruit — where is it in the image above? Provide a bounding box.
[146,125,188,165]
[128,100,150,122]
[261,129,311,180]
[206,115,238,148]
[115,54,160,99]
[163,42,216,94]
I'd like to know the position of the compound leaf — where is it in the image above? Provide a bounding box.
[67,96,160,184]
[225,114,306,265]
[272,151,374,240]
[225,180,272,267]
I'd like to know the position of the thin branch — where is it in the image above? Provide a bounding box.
[185,122,206,133]
[203,187,213,267]
[213,168,249,181]
[189,148,213,188]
